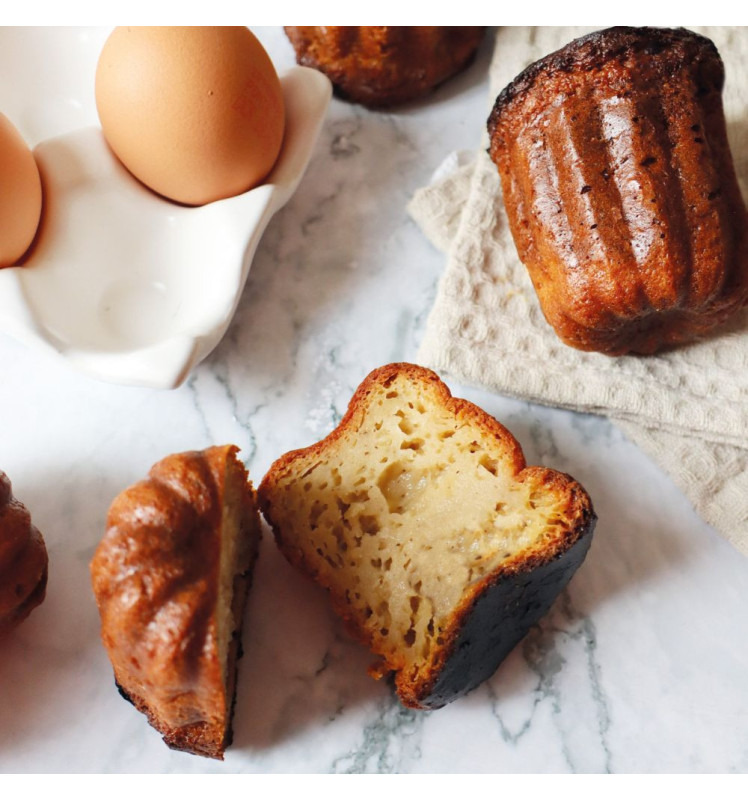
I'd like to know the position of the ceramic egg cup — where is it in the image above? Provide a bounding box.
[0,67,331,389]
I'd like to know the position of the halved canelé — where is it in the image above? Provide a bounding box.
[258,363,595,709]
[90,445,262,759]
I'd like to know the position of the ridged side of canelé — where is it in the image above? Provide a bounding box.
[0,470,48,635]
[285,26,485,108]
[488,27,748,355]
[90,446,262,760]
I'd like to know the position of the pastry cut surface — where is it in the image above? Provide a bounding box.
[488,26,748,355]
[258,363,595,709]
[0,470,48,634]
[90,445,262,759]
[284,26,484,108]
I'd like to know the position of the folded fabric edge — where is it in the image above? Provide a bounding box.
[616,419,748,557]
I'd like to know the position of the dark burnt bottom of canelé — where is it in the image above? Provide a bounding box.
[408,515,596,710]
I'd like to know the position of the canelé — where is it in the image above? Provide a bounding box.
[0,470,48,633]
[258,363,595,709]
[285,26,484,108]
[488,27,748,355]
[90,445,262,759]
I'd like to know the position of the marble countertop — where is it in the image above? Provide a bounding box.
[2,27,748,775]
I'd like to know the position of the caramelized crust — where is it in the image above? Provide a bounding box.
[488,27,748,355]
[90,445,262,759]
[285,26,485,108]
[0,470,48,634]
[258,363,595,709]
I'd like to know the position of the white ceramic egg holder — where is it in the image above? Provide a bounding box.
[0,67,331,389]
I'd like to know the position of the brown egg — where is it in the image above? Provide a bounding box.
[95,26,286,206]
[0,114,43,268]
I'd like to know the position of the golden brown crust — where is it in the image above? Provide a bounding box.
[488,26,748,355]
[284,26,485,108]
[0,470,48,635]
[90,445,261,760]
[258,363,595,709]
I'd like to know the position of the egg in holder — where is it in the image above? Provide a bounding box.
[0,29,331,388]
[0,114,43,268]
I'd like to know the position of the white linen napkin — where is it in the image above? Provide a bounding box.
[409,27,748,554]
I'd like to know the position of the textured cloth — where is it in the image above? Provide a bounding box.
[410,27,748,554]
